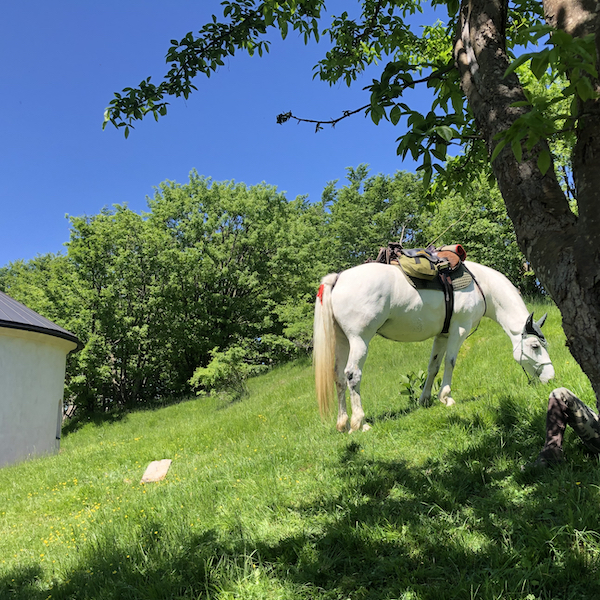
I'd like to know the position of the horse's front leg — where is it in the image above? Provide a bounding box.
[420,336,448,407]
[438,326,469,406]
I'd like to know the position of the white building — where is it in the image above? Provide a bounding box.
[0,291,80,468]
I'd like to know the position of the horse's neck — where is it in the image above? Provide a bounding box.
[475,264,527,349]
[489,300,528,349]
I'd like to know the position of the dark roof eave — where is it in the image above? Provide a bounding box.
[0,320,83,352]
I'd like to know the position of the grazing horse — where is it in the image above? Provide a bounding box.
[313,261,554,432]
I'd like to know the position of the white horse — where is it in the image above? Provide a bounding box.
[313,261,555,432]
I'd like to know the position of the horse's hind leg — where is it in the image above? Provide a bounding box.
[345,335,371,432]
[335,329,350,433]
[420,336,448,407]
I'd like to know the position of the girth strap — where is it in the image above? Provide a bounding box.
[439,271,454,335]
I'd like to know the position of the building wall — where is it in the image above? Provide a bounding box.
[0,327,77,468]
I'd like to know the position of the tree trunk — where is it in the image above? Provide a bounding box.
[454,0,600,405]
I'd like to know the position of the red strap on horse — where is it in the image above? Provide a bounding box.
[317,284,325,304]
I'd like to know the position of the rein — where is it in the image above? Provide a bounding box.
[462,264,487,339]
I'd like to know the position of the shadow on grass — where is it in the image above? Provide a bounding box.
[368,406,417,426]
[61,410,127,437]
[269,406,600,600]
[61,395,195,437]
[370,392,487,428]
[7,399,600,600]
[0,531,224,600]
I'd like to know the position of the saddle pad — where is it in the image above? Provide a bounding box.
[399,262,473,291]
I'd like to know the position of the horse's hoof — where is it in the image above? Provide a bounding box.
[361,423,371,432]
[349,415,366,433]
[443,397,455,406]
[337,421,350,433]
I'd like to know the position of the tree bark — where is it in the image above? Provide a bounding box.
[454,0,600,405]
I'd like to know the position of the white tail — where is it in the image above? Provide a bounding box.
[313,273,339,417]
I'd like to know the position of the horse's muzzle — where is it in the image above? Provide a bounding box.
[539,364,555,384]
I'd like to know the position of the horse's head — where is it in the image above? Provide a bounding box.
[514,312,555,383]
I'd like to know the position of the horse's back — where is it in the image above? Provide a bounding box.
[330,263,403,334]
[331,262,445,341]
[331,261,487,343]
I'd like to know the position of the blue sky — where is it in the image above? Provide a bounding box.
[1,1,441,266]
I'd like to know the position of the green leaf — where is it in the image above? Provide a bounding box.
[422,165,432,189]
[370,103,385,125]
[447,0,459,15]
[390,105,402,126]
[511,139,523,162]
[504,53,532,77]
[531,53,549,79]
[537,149,552,174]
[436,126,453,142]
[576,78,597,101]
[570,94,579,117]
[432,143,447,161]
[491,139,508,162]
[102,109,111,130]
[450,92,463,115]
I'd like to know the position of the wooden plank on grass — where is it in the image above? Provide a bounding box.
[140,459,172,483]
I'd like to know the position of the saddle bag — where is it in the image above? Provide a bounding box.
[372,242,467,281]
[398,249,439,280]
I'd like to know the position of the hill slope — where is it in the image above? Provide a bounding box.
[2,302,600,600]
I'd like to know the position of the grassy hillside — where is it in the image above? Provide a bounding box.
[2,301,600,599]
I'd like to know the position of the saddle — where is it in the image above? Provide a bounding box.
[373,243,470,334]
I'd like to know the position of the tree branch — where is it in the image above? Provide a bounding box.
[276,104,370,131]
[277,65,455,131]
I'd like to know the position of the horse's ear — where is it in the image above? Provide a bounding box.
[524,312,535,334]
[524,312,547,342]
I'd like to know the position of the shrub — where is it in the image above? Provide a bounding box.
[189,345,267,400]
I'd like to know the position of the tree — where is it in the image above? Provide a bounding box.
[146,172,324,364]
[66,206,171,410]
[0,174,329,415]
[104,1,600,402]
[318,164,535,291]
[322,166,428,272]
[425,169,537,293]
[0,253,85,407]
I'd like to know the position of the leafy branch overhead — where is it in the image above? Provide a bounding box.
[103,0,324,138]
[103,0,597,188]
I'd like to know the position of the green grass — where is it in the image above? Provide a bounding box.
[2,301,600,599]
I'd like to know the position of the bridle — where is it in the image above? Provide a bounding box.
[518,333,552,382]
